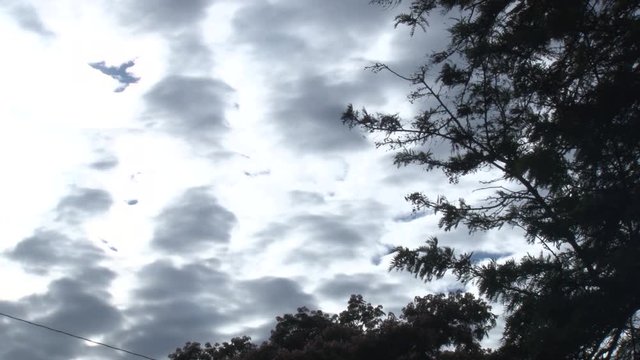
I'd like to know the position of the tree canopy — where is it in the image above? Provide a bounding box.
[168,293,496,360]
[342,0,640,359]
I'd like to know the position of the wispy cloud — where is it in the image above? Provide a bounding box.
[1,0,54,38]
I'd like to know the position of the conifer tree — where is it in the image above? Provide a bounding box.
[343,1,640,358]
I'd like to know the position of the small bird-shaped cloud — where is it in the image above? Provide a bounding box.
[89,59,140,92]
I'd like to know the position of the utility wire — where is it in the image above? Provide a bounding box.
[0,311,158,360]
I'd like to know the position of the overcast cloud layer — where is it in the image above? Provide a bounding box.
[0,1,525,359]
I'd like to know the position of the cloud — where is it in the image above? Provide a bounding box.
[469,251,512,263]
[36,278,122,336]
[434,227,527,256]
[0,259,230,360]
[289,190,325,205]
[123,300,229,359]
[89,156,119,171]
[55,187,112,225]
[0,323,82,360]
[118,259,315,358]
[143,75,234,145]
[5,229,106,275]
[1,0,54,37]
[315,272,411,309]
[256,214,367,261]
[232,0,392,64]
[89,60,140,92]
[116,0,215,73]
[116,260,231,358]
[254,221,290,244]
[261,69,384,154]
[237,277,316,318]
[231,0,411,155]
[381,158,447,186]
[314,270,468,319]
[152,187,237,253]
[230,0,459,157]
[118,0,214,32]
[255,200,388,268]
[370,243,396,266]
[294,214,366,246]
[0,225,224,360]
[393,210,428,223]
[0,269,121,359]
[166,29,214,74]
[133,260,231,303]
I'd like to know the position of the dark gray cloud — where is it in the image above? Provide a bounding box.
[5,229,105,275]
[0,269,121,360]
[315,271,466,318]
[230,1,395,154]
[143,75,234,145]
[294,214,366,246]
[370,243,395,266]
[117,260,315,358]
[166,29,213,73]
[233,0,392,63]
[256,214,367,260]
[36,278,122,336]
[230,0,420,154]
[55,187,112,224]
[0,324,83,360]
[316,273,401,303]
[269,76,378,153]
[1,0,54,37]
[116,0,214,73]
[133,260,231,303]
[231,0,451,155]
[238,277,315,317]
[315,272,425,319]
[0,238,249,360]
[89,60,140,92]
[255,200,387,266]
[152,187,237,253]
[383,6,458,79]
[73,265,118,290]
[118,0,214,32]
[122,300,229,359]
[114,260,231,358]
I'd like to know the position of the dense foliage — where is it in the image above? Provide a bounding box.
[342,0,640,358]
[168,293,496,360]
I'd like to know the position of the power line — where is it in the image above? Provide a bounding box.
[0,311,158,360]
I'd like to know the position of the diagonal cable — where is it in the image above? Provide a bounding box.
[0,311,158,360]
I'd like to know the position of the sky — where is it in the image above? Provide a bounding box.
[0,1,527,359]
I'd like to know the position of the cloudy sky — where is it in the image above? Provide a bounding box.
[0,1,525,359]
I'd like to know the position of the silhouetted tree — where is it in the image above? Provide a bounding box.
[342,0,640,358]
[338,294,386,331]
[269,307,338,351]
[168,293,496,360]
[169,336,256,360]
